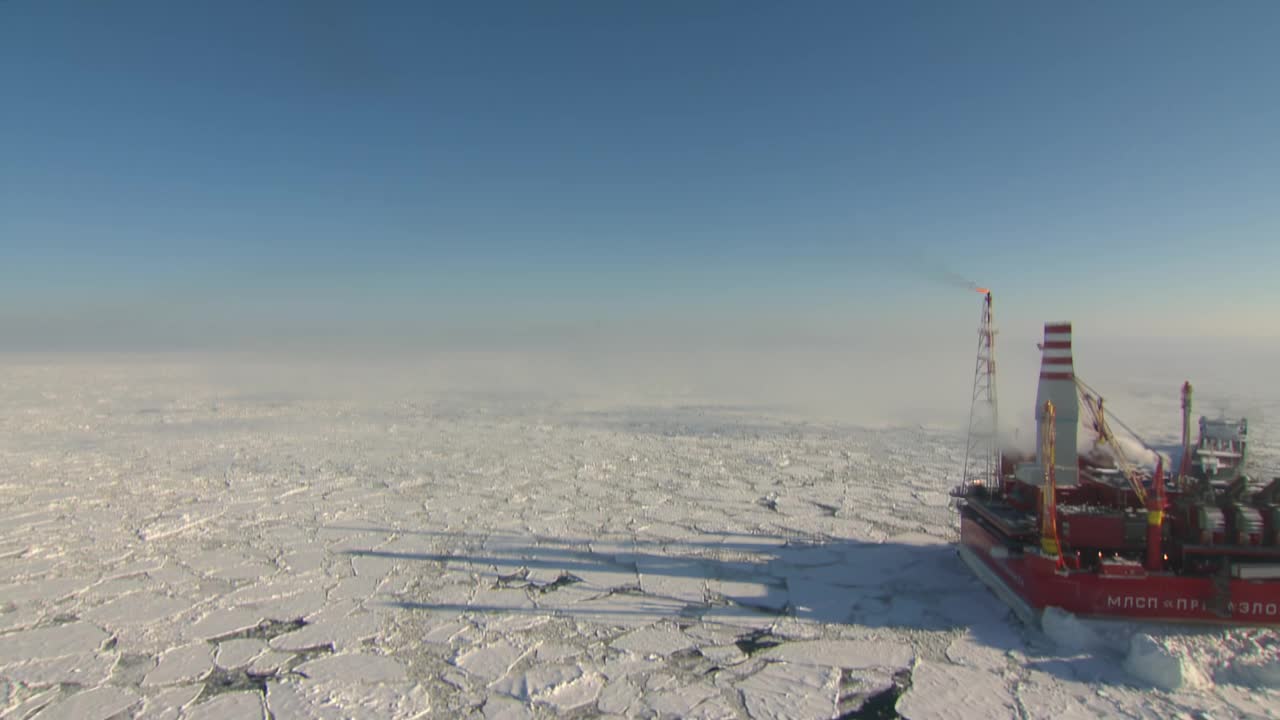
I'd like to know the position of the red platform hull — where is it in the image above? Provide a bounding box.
[960,515,1280,625]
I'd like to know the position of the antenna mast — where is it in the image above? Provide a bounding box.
[962,290,1000,493]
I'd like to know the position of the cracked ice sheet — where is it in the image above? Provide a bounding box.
[736,662,840,719]
[133,686,204,720]
[184,691,265,720]
[142,642,213,686]
[186,608,265,641]
[757,639,914,670]
[3,652,117,687]
[267,681,432,720]
[269,612,379,652]
[454,639,534,683]
[0,622,110,661]
[611,625,696,657]
[897,660,1019,720]
[492,664,606,712]
[3,363,1276,720]
[27,686,140,720]
[214,638,267,669]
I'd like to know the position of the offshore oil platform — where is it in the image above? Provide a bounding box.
[953,290,1280,625]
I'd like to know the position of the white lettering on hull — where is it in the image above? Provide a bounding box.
[1105,596,1279,617]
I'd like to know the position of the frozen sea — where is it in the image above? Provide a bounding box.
[1,355,1278,719]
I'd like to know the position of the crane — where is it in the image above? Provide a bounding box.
[1039,400,1064,567]
[1075,376,1151,505]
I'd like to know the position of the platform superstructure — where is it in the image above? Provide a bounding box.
[954,293,1280,625]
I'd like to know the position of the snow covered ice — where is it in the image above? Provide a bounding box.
[1,359,1278,718]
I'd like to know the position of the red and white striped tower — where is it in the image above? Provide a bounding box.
[1035,323,1079,486]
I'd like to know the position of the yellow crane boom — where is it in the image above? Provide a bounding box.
[1075,377,1148,505]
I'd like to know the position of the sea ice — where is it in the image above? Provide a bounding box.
[269,612,379,652]
[2,363,1274,719]
[133,685,203,720]
[1123,634,1210,691]
[1,651,116,686]
[0,622,110,662]
[187,608,265,641]
[610,625,696,657]
[736,661,840,719]
[28,685,139,720]
[1041,607,1104,652]
[454,639,533,683]
[183,691,265,720]
[294,652,408,683]
[214,637,267,669]
[897,660,1018,719]
[141,643,213,686]
[758,639,914,670]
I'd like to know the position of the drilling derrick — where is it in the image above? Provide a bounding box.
[962,289,999,493]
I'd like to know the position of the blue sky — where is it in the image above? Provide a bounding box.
[3,2,1278,351]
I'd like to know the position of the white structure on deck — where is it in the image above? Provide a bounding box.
[1017,322,1080,487]
[1195,416,1248,481]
